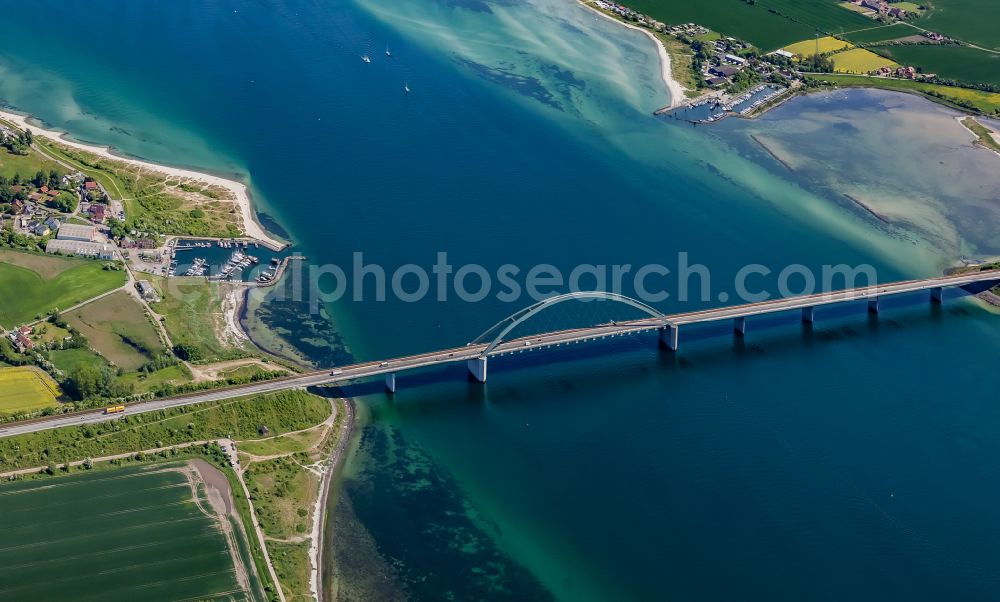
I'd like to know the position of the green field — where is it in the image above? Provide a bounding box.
[0,463,265,601]
[629,0,874,50]
[64,290,166,371]
[152,276,248,362]
[117,363,193,393]
[49,347,108,373]
[0,250,126,328]
[36,140,244,239]
[961,117,1000,152]
[877,44,1000,86]
[0,143,64,181]
[806,73,1000,113]
[0,389,330,471]
[0,366,60,413]
[841,23,914,44]
[920,0,1000,49]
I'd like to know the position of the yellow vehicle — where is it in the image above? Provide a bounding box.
[104,404,126,415]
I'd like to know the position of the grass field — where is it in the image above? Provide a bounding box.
[0,390,331,471]
[64,290,166,371]
[152,276,248,362]
[0,366,60,413]
[48,348,108,373]
[0,250,126,328]
[894,2,925,13]
[238,426,328,457]
[782,36,853,56]
[806,73,1000,113]
[238,400,337,601]
[831,47,899,73]
[117,363,193,393]
[838,1,873,14]
[0,463,265,602]
[962,117,1000,153]
[0,144,64,181]
[877,44,1000,86]
[36,140,244,239]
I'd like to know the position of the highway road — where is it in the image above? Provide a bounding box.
[2,269,997,439]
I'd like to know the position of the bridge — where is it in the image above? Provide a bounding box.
[1,269,997,438]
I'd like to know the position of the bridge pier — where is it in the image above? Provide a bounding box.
[931,286,944,304]
[385,373,397,394]
[468,357,488,383]
[733,317,747,336]
[802,306,815,324]
[868,297,880,314]
[659,324,679,351]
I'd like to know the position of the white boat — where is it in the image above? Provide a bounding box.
[385,45,392,57]
[404,83,410,93]
[362,54,371,63]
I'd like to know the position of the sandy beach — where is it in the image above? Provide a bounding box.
[578,1,687,108]
[0,108,286,250]
[956,115,1000,160]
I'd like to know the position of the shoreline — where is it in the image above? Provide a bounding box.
[577,1,687,108]
[0,107,287,251]
[313,397,356,602]
[955,115,1000,159]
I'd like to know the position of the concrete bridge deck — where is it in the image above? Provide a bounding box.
[1,269,997,438]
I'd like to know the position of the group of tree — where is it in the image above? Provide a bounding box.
[63,364,134,401]
[0,225,45,251]
[798,54,835,73]
[49,192,78,213]
[32,169,63,190]
[106,217,128,240]
[1,128,31,155]
[0,174,29,204]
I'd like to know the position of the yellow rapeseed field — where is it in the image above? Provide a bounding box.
[0,366,61,413]
[831,48,898,74]
[782,36,853,57]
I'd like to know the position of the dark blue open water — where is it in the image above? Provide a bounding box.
[2,0,1000,599]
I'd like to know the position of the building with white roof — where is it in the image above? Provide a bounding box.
[56,223,98,242]
[45,239,116,260]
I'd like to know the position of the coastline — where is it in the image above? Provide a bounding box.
[577,1,687,108]
[0,107,287,251]
[956,115,1000,159]
[313,397,356,602]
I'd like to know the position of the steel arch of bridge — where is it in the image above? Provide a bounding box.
[471,291,671,357]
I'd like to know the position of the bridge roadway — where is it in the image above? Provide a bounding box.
[1,269,997,438]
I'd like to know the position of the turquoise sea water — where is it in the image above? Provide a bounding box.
[3,0,1000,599]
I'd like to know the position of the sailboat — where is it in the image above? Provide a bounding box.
[404,83,410,94]
[361,54,371,63]
[385,45,392,57]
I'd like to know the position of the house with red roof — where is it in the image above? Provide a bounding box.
[89,203,107,223]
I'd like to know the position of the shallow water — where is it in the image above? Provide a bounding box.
[3,0,1000,599]
[712,88,1000,260]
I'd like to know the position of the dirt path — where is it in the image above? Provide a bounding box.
[227,441,287,602]
[186,459,253,595]
[25,282,130,329]
[233,397,351,602]
[315,398,355,602]
[187,358,287,383]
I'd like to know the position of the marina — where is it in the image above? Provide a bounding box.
[659,84,787,124]
[168,238,284,282]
